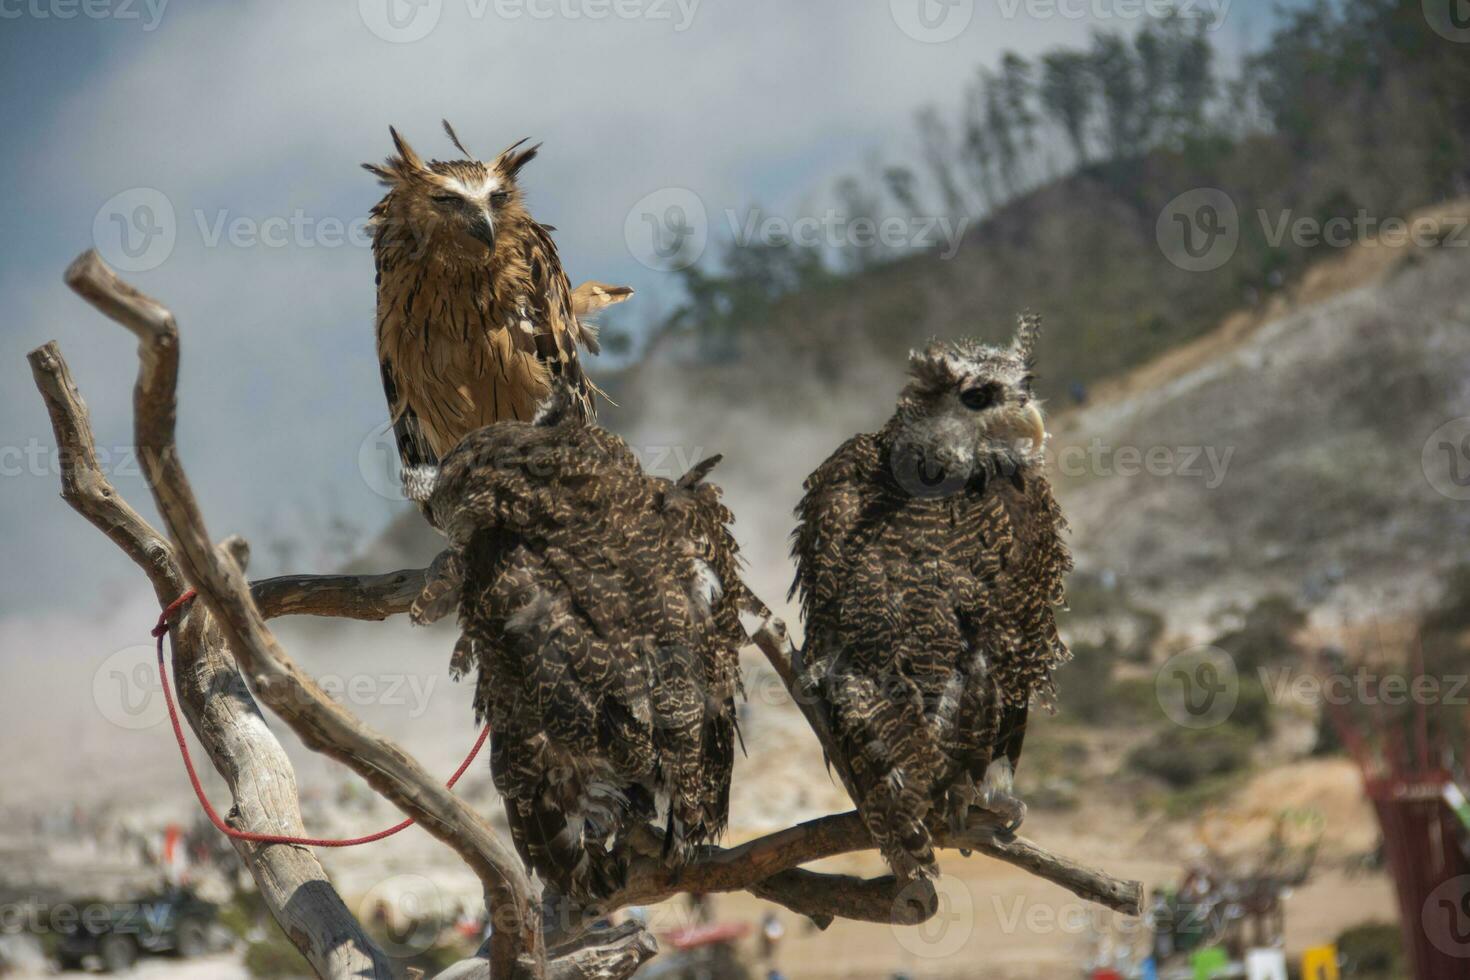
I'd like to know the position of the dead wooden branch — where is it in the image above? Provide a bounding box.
[28,342,394,979]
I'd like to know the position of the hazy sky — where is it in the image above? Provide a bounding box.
[0,0,1281,617]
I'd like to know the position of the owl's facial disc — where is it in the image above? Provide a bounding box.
[428,182,512,250]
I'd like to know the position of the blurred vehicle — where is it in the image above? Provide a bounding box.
[54,887,226,973]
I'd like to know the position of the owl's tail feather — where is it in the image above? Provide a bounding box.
[827,676,943,880]
[508,793,624,902]
[858,769,939,882]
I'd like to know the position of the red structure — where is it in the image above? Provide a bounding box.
[1328,642,1470,979]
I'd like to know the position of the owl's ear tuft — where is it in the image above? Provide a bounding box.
[362,162,395,183]
[496,139,542,181]
[441,119,475,158]
[677,454,723,489]
[907,339,959,392]
[388,126,426,172]
[1012,312,1042,365]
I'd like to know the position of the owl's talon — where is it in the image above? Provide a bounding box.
[978,788,1027,837]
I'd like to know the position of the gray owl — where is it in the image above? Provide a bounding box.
[412,386,750,900]
[790,316,1072,881]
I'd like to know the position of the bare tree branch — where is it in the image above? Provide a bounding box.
[27,342,394,979]
[63,249,544,979]
[252,567,429,621]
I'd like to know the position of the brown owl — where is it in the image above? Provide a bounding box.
[790,316,1072,881]
[410,386,750,901]
[365,122,631,496]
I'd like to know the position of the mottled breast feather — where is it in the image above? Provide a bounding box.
[791,426,1071,880]
[421,410,749,900]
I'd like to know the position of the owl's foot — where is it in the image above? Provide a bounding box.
[978,787,1027,841]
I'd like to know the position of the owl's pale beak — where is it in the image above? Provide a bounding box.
[992,401,1047,454]
[1020,402,1046,450]
[467,208,496,249]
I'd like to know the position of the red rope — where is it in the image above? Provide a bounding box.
[151,589,489,847]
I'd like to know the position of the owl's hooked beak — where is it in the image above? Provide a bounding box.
[467,207,496,249]
[989,401,1047,455]
[1019,401,1046,451]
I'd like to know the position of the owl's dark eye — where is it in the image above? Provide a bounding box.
[490,191,510,205]
[960,383,1002,411]
[431,193,461,206]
